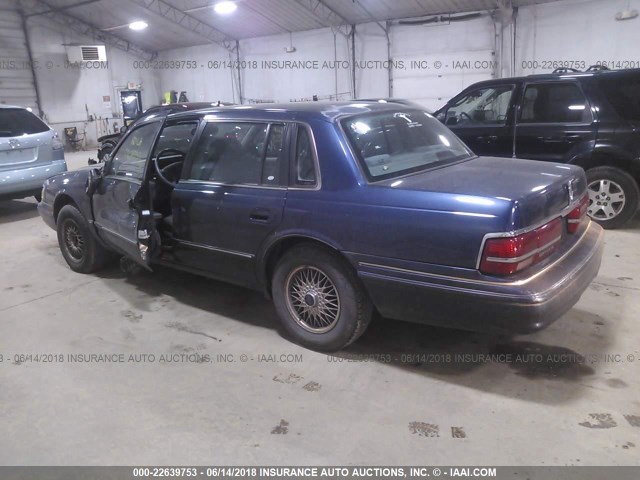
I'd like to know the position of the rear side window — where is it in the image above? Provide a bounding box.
[597,75,640,122]
[293,126,317,186]
[520,83,591,124]
[0,108,49,137]
[188,122,287,186]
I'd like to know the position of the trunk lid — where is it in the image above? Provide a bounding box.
[381,156,587,230]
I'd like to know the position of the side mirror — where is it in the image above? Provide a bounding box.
[85,167,103,196]
[120,126,127,133]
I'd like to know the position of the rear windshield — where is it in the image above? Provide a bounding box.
[597,75,640,122]
[0,108,49,137]
[341,109,474,181]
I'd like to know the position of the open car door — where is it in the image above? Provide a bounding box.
[90,120,164,270]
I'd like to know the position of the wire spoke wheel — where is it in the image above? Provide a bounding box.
[285,266,341,333]
[587,178,626,220]
[63,219,85,260]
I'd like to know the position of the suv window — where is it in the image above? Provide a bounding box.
[108,122,161,180]
[520,83,591,124]
[293,126,316,186]
[440,85,514,126]
[0,108,49,137]
[597,75,640,122]
[342,109,473,181]
[189,122,286,186]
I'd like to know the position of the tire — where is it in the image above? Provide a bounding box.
[586,166,639,229]
[56,204,112,273]
[271,244,373,351]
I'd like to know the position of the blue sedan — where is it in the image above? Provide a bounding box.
[38,102,604,351]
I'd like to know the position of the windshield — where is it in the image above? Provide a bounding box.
[0,108,50,137]
[342,109,474,181]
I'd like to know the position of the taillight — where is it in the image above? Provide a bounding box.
[480,217,563,276]
[567,194,588,233]
[52,133,64,151]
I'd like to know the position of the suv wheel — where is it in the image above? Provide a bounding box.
[57,205,113,273]
[272,244,373,351]
[586,167,639,229]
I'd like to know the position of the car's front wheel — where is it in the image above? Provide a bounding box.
[272,244,373,351]
[56,204,112,273]
[586,166,639,229]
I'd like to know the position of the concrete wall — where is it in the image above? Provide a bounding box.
[514,0,640,76]
[23,13,161,147]
[157,0,640,112]
[3,0,639,148]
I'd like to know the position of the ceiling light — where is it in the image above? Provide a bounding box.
[129,21,148,31]
[214,1,237,15]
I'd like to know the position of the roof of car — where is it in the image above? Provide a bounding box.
[463,67,640,89]
[0,104,27,109]
[166,100,427,123]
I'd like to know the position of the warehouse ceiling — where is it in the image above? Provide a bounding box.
[18,0,565,53]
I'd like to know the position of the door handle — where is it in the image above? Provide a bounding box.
[250,208,271,222]
[537,135,581,143]
[476,135,498,143]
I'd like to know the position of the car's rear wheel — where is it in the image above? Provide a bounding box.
[586,167,639,229]
[56,204,112,273]
[272,244,373,351]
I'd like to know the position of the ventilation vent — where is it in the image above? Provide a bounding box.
[81,46,100,60]
[65,45,107,63]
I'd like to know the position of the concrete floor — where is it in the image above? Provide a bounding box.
[0,150,639,466]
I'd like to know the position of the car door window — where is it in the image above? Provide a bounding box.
[520,83,591,124]
[188,122,268,185]
[153,121,199,157]
[441,85,514,126]
[107,123,161,180]
[293,126,317,186]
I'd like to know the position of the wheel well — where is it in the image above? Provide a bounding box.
[53,194,77,223]
[262,236,351,296]
[589,151,639,184]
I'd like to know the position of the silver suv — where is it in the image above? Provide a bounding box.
[0,105,67,201]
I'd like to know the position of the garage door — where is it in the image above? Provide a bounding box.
[0,8,38,111]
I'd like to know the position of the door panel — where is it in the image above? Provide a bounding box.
[93,178,141,254]
[515,81,597,163]
[91,121,162,265]
[172,183,285,287]
[438,84,517,157]
[171,121,289,287]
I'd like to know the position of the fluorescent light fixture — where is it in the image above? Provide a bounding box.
[214,1,237,14]
[568,105,586,110]
[129,21,148,31]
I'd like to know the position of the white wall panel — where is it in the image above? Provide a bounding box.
[0,8,38,111]
[514,0,640,75]
[23,15,161,147]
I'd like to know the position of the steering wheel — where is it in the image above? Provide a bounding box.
[459,112,474,123]
[153,148,185,187]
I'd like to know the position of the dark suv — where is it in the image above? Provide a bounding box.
[435,67,640,228]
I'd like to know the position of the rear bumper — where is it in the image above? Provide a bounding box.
[0,160,67,200]
[356,220,604,334]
